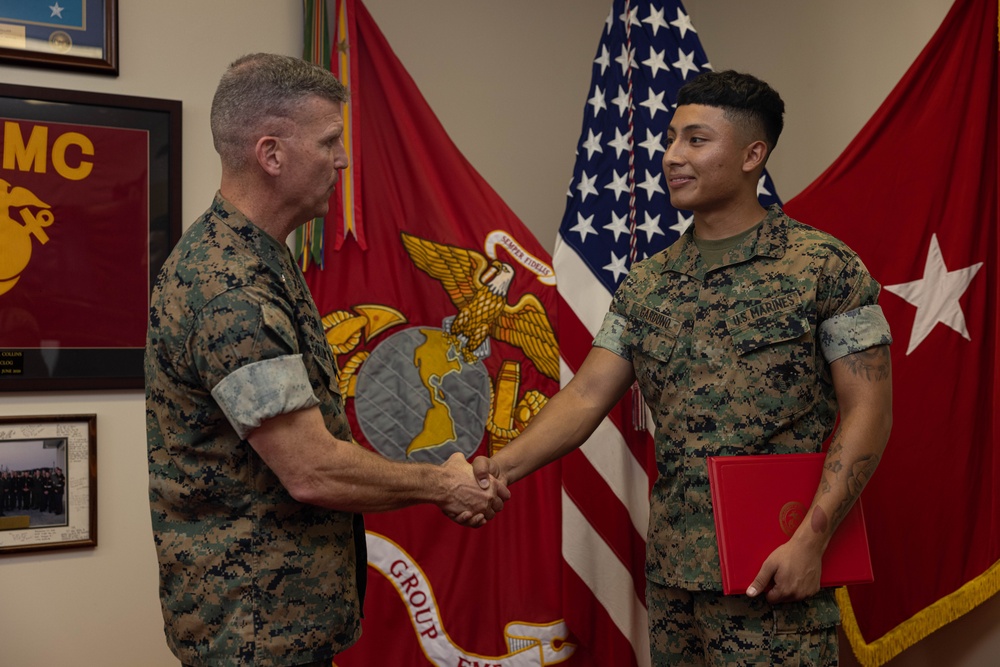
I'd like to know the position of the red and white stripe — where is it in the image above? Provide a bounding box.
[555,236,654,667]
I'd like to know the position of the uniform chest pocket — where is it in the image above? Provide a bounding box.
[294,310,354,428]
[622,313,681,405]
[727,303,817,423]
[313,350,342,398]
[310,348,355,440]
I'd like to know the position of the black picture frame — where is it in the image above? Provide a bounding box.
[0,1,118,75]
[0,414,97,554]
[0,84,181,391]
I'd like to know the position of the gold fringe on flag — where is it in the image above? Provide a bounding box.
[838,558,1000,666]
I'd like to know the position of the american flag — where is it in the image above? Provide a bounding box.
[554,2,781,665]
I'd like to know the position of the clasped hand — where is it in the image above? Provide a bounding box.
[747,535,824,603]
[439,452,510,528]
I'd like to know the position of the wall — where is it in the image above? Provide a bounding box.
[1,1,995,665]
[360,0,960,240]
[0,4,300,665]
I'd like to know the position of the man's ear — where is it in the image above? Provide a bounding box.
[742,139,769,174]
[255,136,282,177]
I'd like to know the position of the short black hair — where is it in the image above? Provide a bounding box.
[676,70,785,151]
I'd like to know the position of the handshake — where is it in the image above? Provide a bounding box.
[437,452,510,528]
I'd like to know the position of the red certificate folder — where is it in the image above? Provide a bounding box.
[707,452,874,595]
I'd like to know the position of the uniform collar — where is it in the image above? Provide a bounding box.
[209,192,295,274]
[663,204,789,278]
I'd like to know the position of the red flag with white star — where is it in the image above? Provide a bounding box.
[783,0,999,664]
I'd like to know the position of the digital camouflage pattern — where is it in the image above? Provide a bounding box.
[818,303,892,364]
[212,355,320,440]
[647,584,838,666]
[594,205,891,593]
[146,193,364,666]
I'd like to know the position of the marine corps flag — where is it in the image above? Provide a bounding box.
[304,3,578,665]
[783,0,999,664]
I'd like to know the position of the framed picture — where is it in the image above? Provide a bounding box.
[0,414,97,554]
[0,1,117,75]
[0,83,181,391]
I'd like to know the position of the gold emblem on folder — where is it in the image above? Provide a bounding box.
[779,501,806,537]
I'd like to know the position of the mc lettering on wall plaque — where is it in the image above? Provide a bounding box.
[0,84,181,391]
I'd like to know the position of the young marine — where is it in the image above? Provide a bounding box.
[473,70,893,666]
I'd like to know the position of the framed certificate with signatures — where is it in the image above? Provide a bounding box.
[0,84,182,391]
[0,414,97,555]
[0,0,118,75]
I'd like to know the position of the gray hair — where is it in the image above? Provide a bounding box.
[210,53,349,171]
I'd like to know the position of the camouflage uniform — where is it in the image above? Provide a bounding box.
[646,585,839,665]
[146,193,365,666]
[594,205,892,664]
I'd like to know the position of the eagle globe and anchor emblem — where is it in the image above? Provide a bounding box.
[329,231,560,464]
[354,321,492,463]
[0,179,55,297]
[320,232,571,665]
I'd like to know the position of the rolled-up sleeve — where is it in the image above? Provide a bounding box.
[187,286,320,440]
[819,304,893,363]
[211,355,319,440]
[593,310,632,361]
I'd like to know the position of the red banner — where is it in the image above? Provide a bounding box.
[784,0,999,663]
[0,118,149,348]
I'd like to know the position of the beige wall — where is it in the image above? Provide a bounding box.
[1,1,996,665]
[0,5,300,665]
[360,0,959,243]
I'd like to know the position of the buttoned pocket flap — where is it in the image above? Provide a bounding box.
[728,306,809,356]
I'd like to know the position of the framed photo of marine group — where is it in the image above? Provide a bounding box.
[0,83,182,391]
[0,414,96,554]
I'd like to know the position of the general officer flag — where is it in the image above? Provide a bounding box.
[784,0,999,664]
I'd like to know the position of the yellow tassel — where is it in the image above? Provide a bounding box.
[839,558,1000,666]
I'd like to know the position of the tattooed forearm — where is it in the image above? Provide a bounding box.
[823,437,844,475]
[814,434,880,534]
[819,436,843,495]
[809,346,891,538]
[830,454,880,527]
[811,506,829,534]
[839,345,891,382]
[846,455,879,499]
